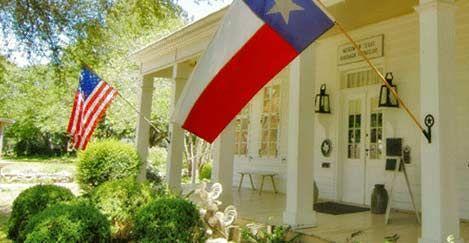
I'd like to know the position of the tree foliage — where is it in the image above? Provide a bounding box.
[0,0,186,155]
[0,0,183,64]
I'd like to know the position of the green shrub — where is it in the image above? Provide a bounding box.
[7,185,75,242]
[134,197,207,243]
[90,177,157,240]
[199,163,212,181]
[22,201,111,243]
[77,140,140,192]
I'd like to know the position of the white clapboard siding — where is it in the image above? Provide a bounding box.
[231,1,469,220]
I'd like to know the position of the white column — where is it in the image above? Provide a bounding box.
[167,63,191,193]
[417,1,462,242]
[211,121,235,205]
[283,45,317,227]
[136,75,154,181]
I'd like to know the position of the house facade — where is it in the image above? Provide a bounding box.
[133,0,469,242]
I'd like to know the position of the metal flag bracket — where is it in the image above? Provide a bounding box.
[423,114,435,143]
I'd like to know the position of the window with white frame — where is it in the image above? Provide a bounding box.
[259,85,281,157]
[341,67,384,89]
[235,105,250,156]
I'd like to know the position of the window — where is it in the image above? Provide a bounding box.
[347,99,361,159]
[259,85,281,157]
[369,98,383,159]
[235,106,250,156]
[341,67,384,89]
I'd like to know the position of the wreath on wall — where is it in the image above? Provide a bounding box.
[321,139,332,157]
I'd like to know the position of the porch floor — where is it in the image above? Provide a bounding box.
[232,188,469,243]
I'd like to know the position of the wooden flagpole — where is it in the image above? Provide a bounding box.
[315,0,428,140]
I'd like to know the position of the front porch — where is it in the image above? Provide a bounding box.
[132,0,469,242]
[231,188,469,243]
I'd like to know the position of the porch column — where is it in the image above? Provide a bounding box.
[136,75,154,181]
[166,63,191,193]
[283,45,317,227]
[417,1,462,242]
[211,121,235,205]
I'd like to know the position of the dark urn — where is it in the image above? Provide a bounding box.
[371,184,389,214]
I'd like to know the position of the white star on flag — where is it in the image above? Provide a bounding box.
[267,0,305,24]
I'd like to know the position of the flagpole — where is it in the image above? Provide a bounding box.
[315,0,427,138]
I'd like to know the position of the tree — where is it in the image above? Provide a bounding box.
[184,133,212,184]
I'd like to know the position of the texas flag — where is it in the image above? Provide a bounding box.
[173,0,335,143]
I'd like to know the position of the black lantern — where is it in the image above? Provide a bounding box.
[378,72,399,108]
[315,84,331,114]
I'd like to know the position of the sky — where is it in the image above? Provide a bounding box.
[1,0,232,67]
[179,0,232,21]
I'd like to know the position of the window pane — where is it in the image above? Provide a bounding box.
[355,129,361,143]
[371,113,377,127]
[349,115,354,128]
[371,129,377,143]
[355,115,361,128]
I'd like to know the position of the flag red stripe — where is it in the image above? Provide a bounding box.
[82,82,108,121]
[67,93,80,133]
[75,85,115,147]
[182,24,298,142]
[79,90,117,149]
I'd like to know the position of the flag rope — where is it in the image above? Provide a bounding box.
[315,0,427,138]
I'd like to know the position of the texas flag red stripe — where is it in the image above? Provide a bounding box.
[183,24,298,142]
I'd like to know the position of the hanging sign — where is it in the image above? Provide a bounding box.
[338,35,384,65]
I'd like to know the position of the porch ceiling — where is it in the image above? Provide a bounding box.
[323,0,418,37]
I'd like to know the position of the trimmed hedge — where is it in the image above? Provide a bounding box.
[133,197,207,243]
[90,177,156,240]
[22,201,111,243]
[7,185,75,242]
[77,140,140,192]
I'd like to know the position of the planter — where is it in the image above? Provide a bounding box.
[371,184,388,214]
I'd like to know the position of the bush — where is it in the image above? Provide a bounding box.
[134,197,207,242]
[7,185,75,242]
[90,177,157,240]
[22,201,111,243]
[199,163,212,181]
[77,140,140,192]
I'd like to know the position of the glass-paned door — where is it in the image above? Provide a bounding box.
[342,86,386,205]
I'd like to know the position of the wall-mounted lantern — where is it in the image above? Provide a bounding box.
[378,72,399,108]
[315,84,331,114]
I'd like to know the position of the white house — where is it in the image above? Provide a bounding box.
[133,0,469,242]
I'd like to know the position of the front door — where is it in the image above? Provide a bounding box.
[341,86,385,205]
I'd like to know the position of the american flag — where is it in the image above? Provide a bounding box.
[67,68,118,150]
